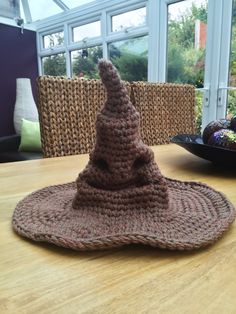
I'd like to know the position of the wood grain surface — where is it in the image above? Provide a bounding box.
[0,144,236,314]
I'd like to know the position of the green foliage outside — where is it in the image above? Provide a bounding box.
[167,5,207,88]
[44,32,64,49]
[109,36,148,81]
[167,2,207,133]
[228,91,236,117]
[43,53,66,76]
[42,1,236,132]
[43,34,66,76]
[228,0,236,119]
[72,46,103,79]
[195,91,204,134]
[111,52,147,81]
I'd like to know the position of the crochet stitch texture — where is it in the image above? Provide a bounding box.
[12,59,236,251]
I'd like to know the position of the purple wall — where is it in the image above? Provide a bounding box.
[0,23,38,136]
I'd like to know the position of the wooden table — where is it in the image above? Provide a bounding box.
[1,144,236,314]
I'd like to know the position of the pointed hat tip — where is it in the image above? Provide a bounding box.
[98,58,113,71]
[98,59,122,91]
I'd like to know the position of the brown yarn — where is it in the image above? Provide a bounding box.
[12,180,235,250]
[37,75,195,158]
[12,59,235,251]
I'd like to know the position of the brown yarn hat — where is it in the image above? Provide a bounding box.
[12,60,236,251]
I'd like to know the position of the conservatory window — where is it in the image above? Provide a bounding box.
[34,0,234,129]
[72,21,101,43]
[71,46,103,78]
[42,53,66,76]
[1,0,20,19]
[43,31,64,49]
[111,7,146,32]
[27,0,63,21]
[62,0,95,9]
[167,0,208,132]
[227,0,236,119]
[108,36,148,81]
[167,0,208,88]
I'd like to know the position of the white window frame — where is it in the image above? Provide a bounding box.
[69,17,102,44]
[40,27,64,51]
[37,0,148,76]
[148,0,167,81]
[202,0,233,127]
[35,0,234,130]
[157,0,233,128]
[107,2,147,34]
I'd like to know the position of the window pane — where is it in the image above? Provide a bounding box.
[109,36,148,81]
[62,0,95,8]
[28,0,63,21]
[195,90,204,134]
[42,54,66,76]
[227,0,236,117]
[227,90,236,119]
[229,0,236,87]
[71,46,103,78]
[2,0,20,18]
[112,7,146,32]
[72,21,101,42]
[167,0,208,88]
[43,31,64,49]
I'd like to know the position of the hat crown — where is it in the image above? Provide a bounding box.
[98,59,134,118]
[75,59,166,192]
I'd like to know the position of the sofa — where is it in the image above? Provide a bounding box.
[0,134,43,163]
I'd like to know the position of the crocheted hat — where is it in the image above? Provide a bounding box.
[12,60,236,251]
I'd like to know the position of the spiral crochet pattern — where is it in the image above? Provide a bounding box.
[12,59,236,251]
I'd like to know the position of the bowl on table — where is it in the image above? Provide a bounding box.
[171,134,236,166]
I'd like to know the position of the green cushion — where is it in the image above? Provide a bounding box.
[19,119,42,152]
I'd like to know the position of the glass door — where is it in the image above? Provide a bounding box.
[227,0,236,120]
[166,0,208,133]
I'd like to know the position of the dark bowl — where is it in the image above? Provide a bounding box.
[171,134,236,166]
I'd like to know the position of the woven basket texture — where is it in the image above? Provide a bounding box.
[37,76,195,157]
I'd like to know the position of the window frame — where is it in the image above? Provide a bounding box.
[162,0,233,128]
[107,3,147,34]
[36,0,234,129]
[37,0,148,77]
[40,28,65,51]
[69,17,102,44]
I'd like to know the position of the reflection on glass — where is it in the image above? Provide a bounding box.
[167,0,208,88]
[108,36,148,81]
[229,0,236,87]
[71,46,103,78]
[42,54,66,76]
[72,21,101,42]
[28,0,62,21]
[62,0,95,9]
[227,0,236,117]
[112,7,146,32]
[43,31,64,49]
[227,90,236,119]
[195,90,204,134]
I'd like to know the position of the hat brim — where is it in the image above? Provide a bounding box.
[12,178,235,250]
